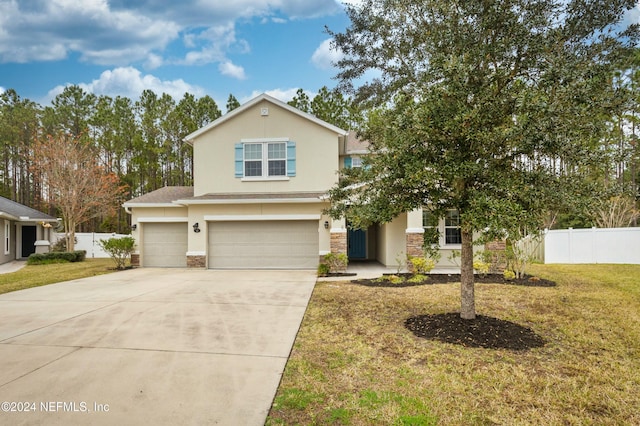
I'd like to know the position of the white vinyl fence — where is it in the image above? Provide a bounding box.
[54,233,130,258]
[544,227,640,264]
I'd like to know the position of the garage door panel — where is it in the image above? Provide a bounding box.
[209,221,318,269]
[143,223,188,268]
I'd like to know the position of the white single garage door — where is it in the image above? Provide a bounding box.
[142,222,188,267]
[208,221,318,269]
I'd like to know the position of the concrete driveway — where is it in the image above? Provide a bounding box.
[0,268,316,425]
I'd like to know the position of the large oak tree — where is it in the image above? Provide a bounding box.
[327,0,638,319]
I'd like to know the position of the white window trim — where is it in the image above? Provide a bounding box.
[241,176,290,182]
[351,156,363,168]
[4,220,10,255]
[243,141,288,180]
[423,209,462,248]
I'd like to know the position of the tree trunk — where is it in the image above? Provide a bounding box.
[460,229,475,320]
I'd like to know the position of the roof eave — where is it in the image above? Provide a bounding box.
[175,197,328,205]
[183,93,348,145]
[122,202,185,208]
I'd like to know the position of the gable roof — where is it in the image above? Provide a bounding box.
[0,196,57,222]
[183,93,348,145]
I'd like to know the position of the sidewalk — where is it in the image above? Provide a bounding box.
[0,260,26,274]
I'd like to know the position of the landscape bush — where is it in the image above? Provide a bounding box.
[98,236,135,270]
[27,250,86,265]
[322,253,349,273]
[408,256,435,274]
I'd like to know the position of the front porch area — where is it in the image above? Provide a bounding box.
[318,260,460,281]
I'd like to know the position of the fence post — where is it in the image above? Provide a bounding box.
[592,227,597,264]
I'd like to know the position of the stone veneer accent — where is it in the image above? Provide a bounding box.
[330,231,347,255]
[406,232,425,273]
[406,232,425,258]
[131,253,140,267]
[484,239,507,272]
[485,240,507,251]
[187,255,206,268]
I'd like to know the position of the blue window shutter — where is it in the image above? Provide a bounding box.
[287,141,296,177]
[344,157,352,169]
[234,143,243,178]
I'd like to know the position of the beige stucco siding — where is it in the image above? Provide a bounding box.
[192,100,340,196]
[377,213,408,268]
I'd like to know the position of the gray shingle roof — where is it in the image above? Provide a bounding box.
[123,187,327,205]
[0,196,57,221]
[124,186,194,205]
[182,192,326,201]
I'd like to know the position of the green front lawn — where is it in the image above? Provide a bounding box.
[268,264,640,425]
[0,258,117,295]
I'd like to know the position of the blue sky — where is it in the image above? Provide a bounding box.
[0,0,360,108]
[1,0,639,110]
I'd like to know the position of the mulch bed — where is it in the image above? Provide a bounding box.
[347,273,553,350]
[405,313,546,350]
[352,273,556,288]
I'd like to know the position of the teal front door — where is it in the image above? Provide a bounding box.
[348,228,366,259]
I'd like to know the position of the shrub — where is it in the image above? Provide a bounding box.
[408,257,436,274]
[98,236,135,270]
[473,260,490,276]
[317,263,330,277]
[27,250,86,265]
[408,274,428,284]
[387,274,405,285]
[323,252,348,273]
[503,269,516,280]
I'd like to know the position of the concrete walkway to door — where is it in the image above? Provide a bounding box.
[0,268,316,425]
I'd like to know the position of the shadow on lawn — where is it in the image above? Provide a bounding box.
[405,313,546,350]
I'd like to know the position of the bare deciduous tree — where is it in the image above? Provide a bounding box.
[32,133,127,251]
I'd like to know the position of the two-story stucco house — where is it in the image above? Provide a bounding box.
[0,196,58,265]
[124,93,463,269]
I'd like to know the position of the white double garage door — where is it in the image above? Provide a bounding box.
[142,220,319,269]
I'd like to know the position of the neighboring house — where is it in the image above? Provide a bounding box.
[123,93,464,269]
[0,196,58,265]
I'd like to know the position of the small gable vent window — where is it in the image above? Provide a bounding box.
[235,139,296,179]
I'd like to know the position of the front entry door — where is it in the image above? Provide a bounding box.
[348,228,366,259]
[21,226,37,258]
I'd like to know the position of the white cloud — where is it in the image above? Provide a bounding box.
[0,0,339,67]
[0,0,178,65]
[179,23,242,66]
[46,67,204,102]
[145,53,164,70]
[219,61,247,80]
[623,4,640,26]
[311,38,343,70]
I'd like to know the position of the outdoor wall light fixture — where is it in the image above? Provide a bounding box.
[324,221,329,229]
[131,224,137,231]
[193,223,201,233]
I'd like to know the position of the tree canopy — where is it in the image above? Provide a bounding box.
[327,0,639,319]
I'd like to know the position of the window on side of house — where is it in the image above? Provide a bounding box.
[4,220,10,255]
[422,209,462,246]
[244,143,263,177]
[444,210,462,245]
[422,210,440,246]
[242,141,287,178]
